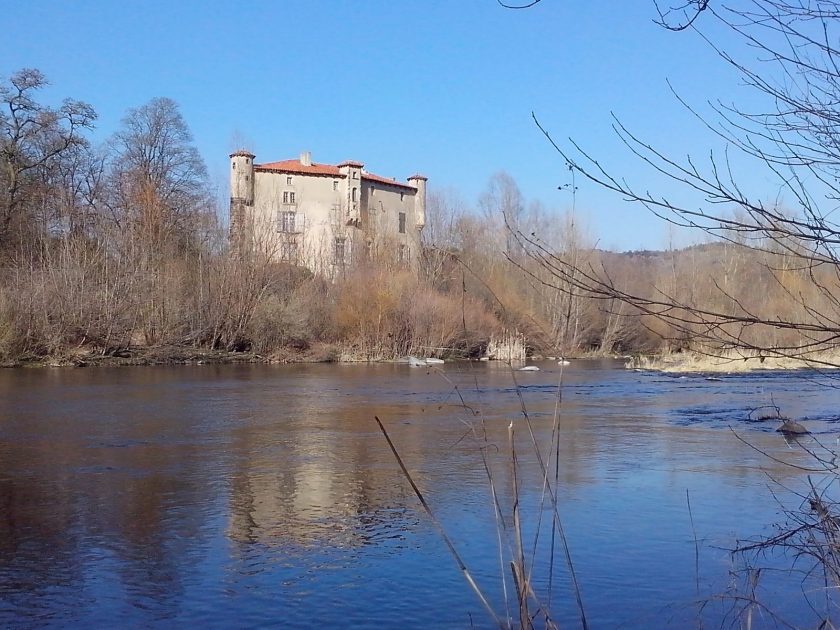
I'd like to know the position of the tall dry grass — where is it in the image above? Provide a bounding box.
[0,225,510,364]
[332,266,500,360]
[7,180,837,366]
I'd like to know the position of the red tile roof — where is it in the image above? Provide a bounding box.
[255,157,418,190]
[362,172,417,190]
[255,159,342,177]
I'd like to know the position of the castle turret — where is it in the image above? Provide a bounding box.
[230,150,255,204]
[230,150,256,250]
[408,174,427,230]
[338,160,364,225]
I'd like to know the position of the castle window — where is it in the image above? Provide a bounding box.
[283,191,296,204]
[351,188,357,203]
[353,171,358,179]
[333,237,346,265]
[333,180,338,191]
[400,192,404,201]
[287,176,293,185]
[398,244,407,263]
[281,240,298,262]
[278,210,296,233]
[232,163,236,170]
[398,212,406,234]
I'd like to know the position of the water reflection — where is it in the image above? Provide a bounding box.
[226,397,419,550]
[0,362,836,627]
[0,367,222,625]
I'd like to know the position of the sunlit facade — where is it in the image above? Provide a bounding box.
[230,151,427,273]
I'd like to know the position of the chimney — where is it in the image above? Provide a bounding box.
[300,151,312,167]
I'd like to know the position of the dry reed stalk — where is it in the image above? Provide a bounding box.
[508,418,531,629]
[436,366,516,627]
[528,365,565,619]
[511,362,565,629]
[509,367,589,630]
[686,489,702,630]
[374,415,506,629]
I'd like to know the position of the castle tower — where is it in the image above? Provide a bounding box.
[408,174,427,230]
[338,160,364,226]
[229,150,255,250]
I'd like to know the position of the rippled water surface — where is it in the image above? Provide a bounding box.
[1,360,839,628]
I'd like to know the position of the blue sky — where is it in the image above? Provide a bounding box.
[4,1,775,251]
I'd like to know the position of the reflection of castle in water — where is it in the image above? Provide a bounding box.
[226,387,422,549]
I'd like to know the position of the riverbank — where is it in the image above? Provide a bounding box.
[0,343,344,369]
[627,349,840,373]
[2,344,622,369]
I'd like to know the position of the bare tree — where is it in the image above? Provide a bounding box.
[0,69,96,252]
[102,97,216,345]
[106,97,213,253]
[514,0,840,367]
[421,187,469,288]
[480,171,525,259]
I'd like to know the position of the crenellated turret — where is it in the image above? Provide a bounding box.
[408,174,427,230]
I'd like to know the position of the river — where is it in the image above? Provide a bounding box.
[0,360,838,628]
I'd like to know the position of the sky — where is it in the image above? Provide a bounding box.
[3,1,777,251]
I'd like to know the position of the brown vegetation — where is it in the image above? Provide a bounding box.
[512,1,840,373]
[6,64,835,370]
[0,70,506,365]
[0,68,634,367]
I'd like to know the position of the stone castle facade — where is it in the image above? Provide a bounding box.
[230,150,427,273]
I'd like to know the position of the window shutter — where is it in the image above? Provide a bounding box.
[297,212,307,232]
